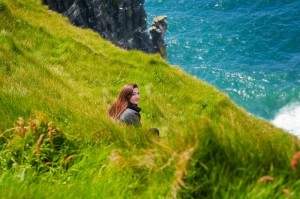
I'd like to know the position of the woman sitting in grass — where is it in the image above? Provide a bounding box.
[108,83,159,136]
[108,83,142,126]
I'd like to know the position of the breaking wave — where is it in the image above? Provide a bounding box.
[271,102,300,137]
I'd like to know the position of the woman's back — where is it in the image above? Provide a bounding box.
[118,106,141,126]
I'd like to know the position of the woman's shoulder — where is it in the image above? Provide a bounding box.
[120,108,139,118]
[118,108,141,126]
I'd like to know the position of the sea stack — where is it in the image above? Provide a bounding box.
[149,16,168,59]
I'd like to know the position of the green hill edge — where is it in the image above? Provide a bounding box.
[1,0,300,198]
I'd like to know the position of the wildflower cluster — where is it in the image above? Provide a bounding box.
[0,115,77,174]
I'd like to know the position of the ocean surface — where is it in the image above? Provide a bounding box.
[145,0,300,136]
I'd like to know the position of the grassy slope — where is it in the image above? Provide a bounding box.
[1,0,300,198]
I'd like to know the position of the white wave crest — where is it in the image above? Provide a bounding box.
[271,102,300,137]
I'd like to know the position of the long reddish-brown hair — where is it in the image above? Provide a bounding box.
[108,83,138,119]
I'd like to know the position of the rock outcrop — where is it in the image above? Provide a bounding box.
[150,16,168,59]
[42,0,167,57]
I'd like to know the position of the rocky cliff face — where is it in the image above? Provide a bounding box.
[42,0,167,57]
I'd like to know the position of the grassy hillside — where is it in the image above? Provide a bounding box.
[1,0,300,198]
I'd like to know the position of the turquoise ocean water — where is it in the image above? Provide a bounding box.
[145,0,300,135]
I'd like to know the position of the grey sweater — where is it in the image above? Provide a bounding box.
[118,106,141,126]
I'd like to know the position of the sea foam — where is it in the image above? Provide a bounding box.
[272,102,300,137]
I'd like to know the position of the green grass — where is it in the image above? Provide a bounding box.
[1,0,300,198]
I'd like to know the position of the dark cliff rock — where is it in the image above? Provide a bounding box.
[42,0,167,57]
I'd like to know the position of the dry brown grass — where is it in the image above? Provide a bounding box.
[29,116,38,137]
[258,176,275,183]
[65,154,77,164]
[171,146,195,199]
[290,151,300,170]
[46,122,55,142]
[282,189,291,198]
[16,117,26,137]
[109,149,125,167]
[35,134,45,156]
